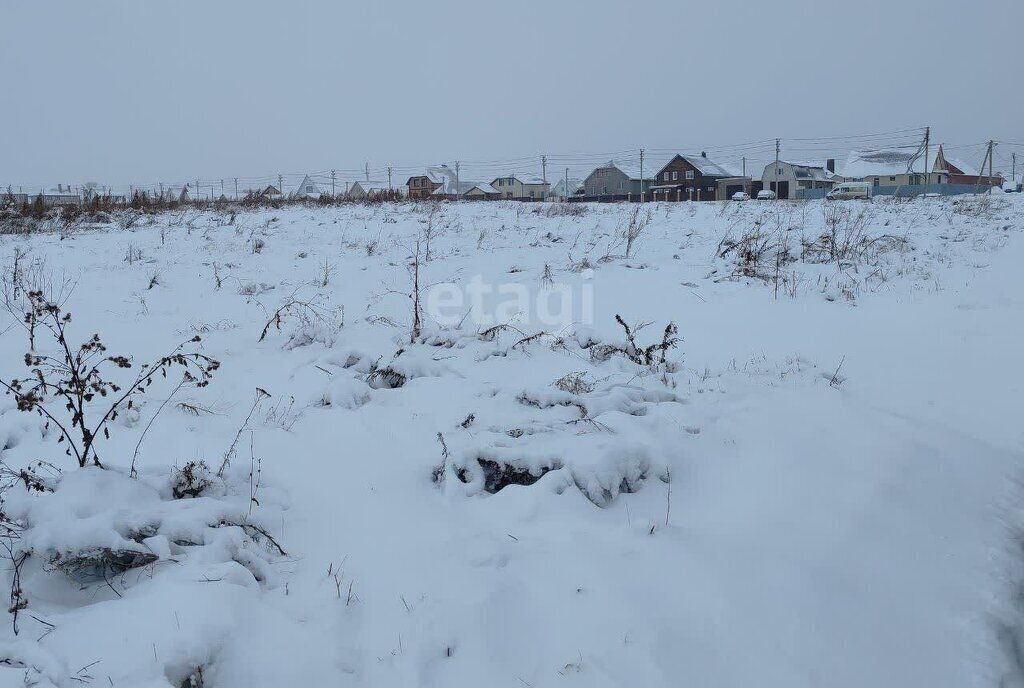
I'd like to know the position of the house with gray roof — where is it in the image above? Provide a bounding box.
[580,156,669,200]
[761,160,837,199]
[649,153,738,201]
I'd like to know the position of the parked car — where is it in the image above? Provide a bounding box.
[826,182,872,200]
[756,189,776,200]
[1002,181,1021,193]
[731,191,750,201]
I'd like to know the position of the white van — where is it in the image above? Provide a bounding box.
[826,182,872,200]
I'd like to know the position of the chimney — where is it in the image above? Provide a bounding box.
[58,184,62,193]
[701,151,707,158]
[826,159,835,173]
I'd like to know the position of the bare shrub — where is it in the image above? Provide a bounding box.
[171,460,217,499]
[590,315,679,368]
[257,289,342,345]
[123,243,144,264]
[804,205,905,264]
[115,210,142,231]
[623,205,652,258]
[553,371,595,394]
[0,291,219,468]
[534,203,587,218]
[716,220,788,279]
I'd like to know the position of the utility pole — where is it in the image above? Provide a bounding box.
[975,141,994,195]
[988,140,995,195]
[774,138,780,196]
[387,166,393,191]
[923,126,930,189]
[565,168,569,202]
[541,155,547,187]
[1013,152,1017,185]
[639,148,645,203]
[278,174,283,197]
[331,170,336,197]
[364,162,370,183]
[742,156,747,195]
[234,177,238,200]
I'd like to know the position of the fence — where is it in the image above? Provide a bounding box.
[795,183,999,200]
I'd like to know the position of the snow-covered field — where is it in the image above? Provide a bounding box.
[1,195,1023,687]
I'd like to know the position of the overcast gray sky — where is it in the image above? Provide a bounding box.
[3,0,1022,192]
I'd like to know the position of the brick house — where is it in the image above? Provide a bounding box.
[649,153,736,201]
[406,165,459,200]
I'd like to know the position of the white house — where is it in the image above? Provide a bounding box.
[489,174,550,201]
[761,160,837,199]
[548,176,583,201]
[290,175,323,200]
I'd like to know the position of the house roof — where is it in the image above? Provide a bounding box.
[587,155,673,182]
[466,182,499,195]
[349,181,391,194]
[840,146,984,179]
[291,175,323,198]
[674,154,737,178]
[777,161,836,182]
[839,148,924,178]
[933,146,981,177]
[490,173,547,186]
[431,179,481,196]
[550,177,583,196]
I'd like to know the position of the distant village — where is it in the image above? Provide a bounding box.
[3,144,1017,209]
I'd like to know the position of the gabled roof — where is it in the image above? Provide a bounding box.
[466,182,499,195]
[349,181,391,194]
[550,177,583,196]
[490,173,548,186]
[670,153,737,178]
[586,155,673,182]
[291,175,322,199]
[431,179,481,196]
[932,145,981,177]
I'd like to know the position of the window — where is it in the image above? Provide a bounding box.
[777,168,782,175]
[889,176,896,182]
[685,170,694,180]
[672,171,678,181]
[873,178,880,186]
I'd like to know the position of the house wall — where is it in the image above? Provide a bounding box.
[651,156,721,201]
[761,161,838,199]
[463,189,498,200]
[582,167,635,199]
[407,176,440,200]
[491,177,550,200]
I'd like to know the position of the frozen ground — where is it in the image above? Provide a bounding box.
[0,194,1022,687]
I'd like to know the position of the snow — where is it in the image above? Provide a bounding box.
[0,195,1023,687]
